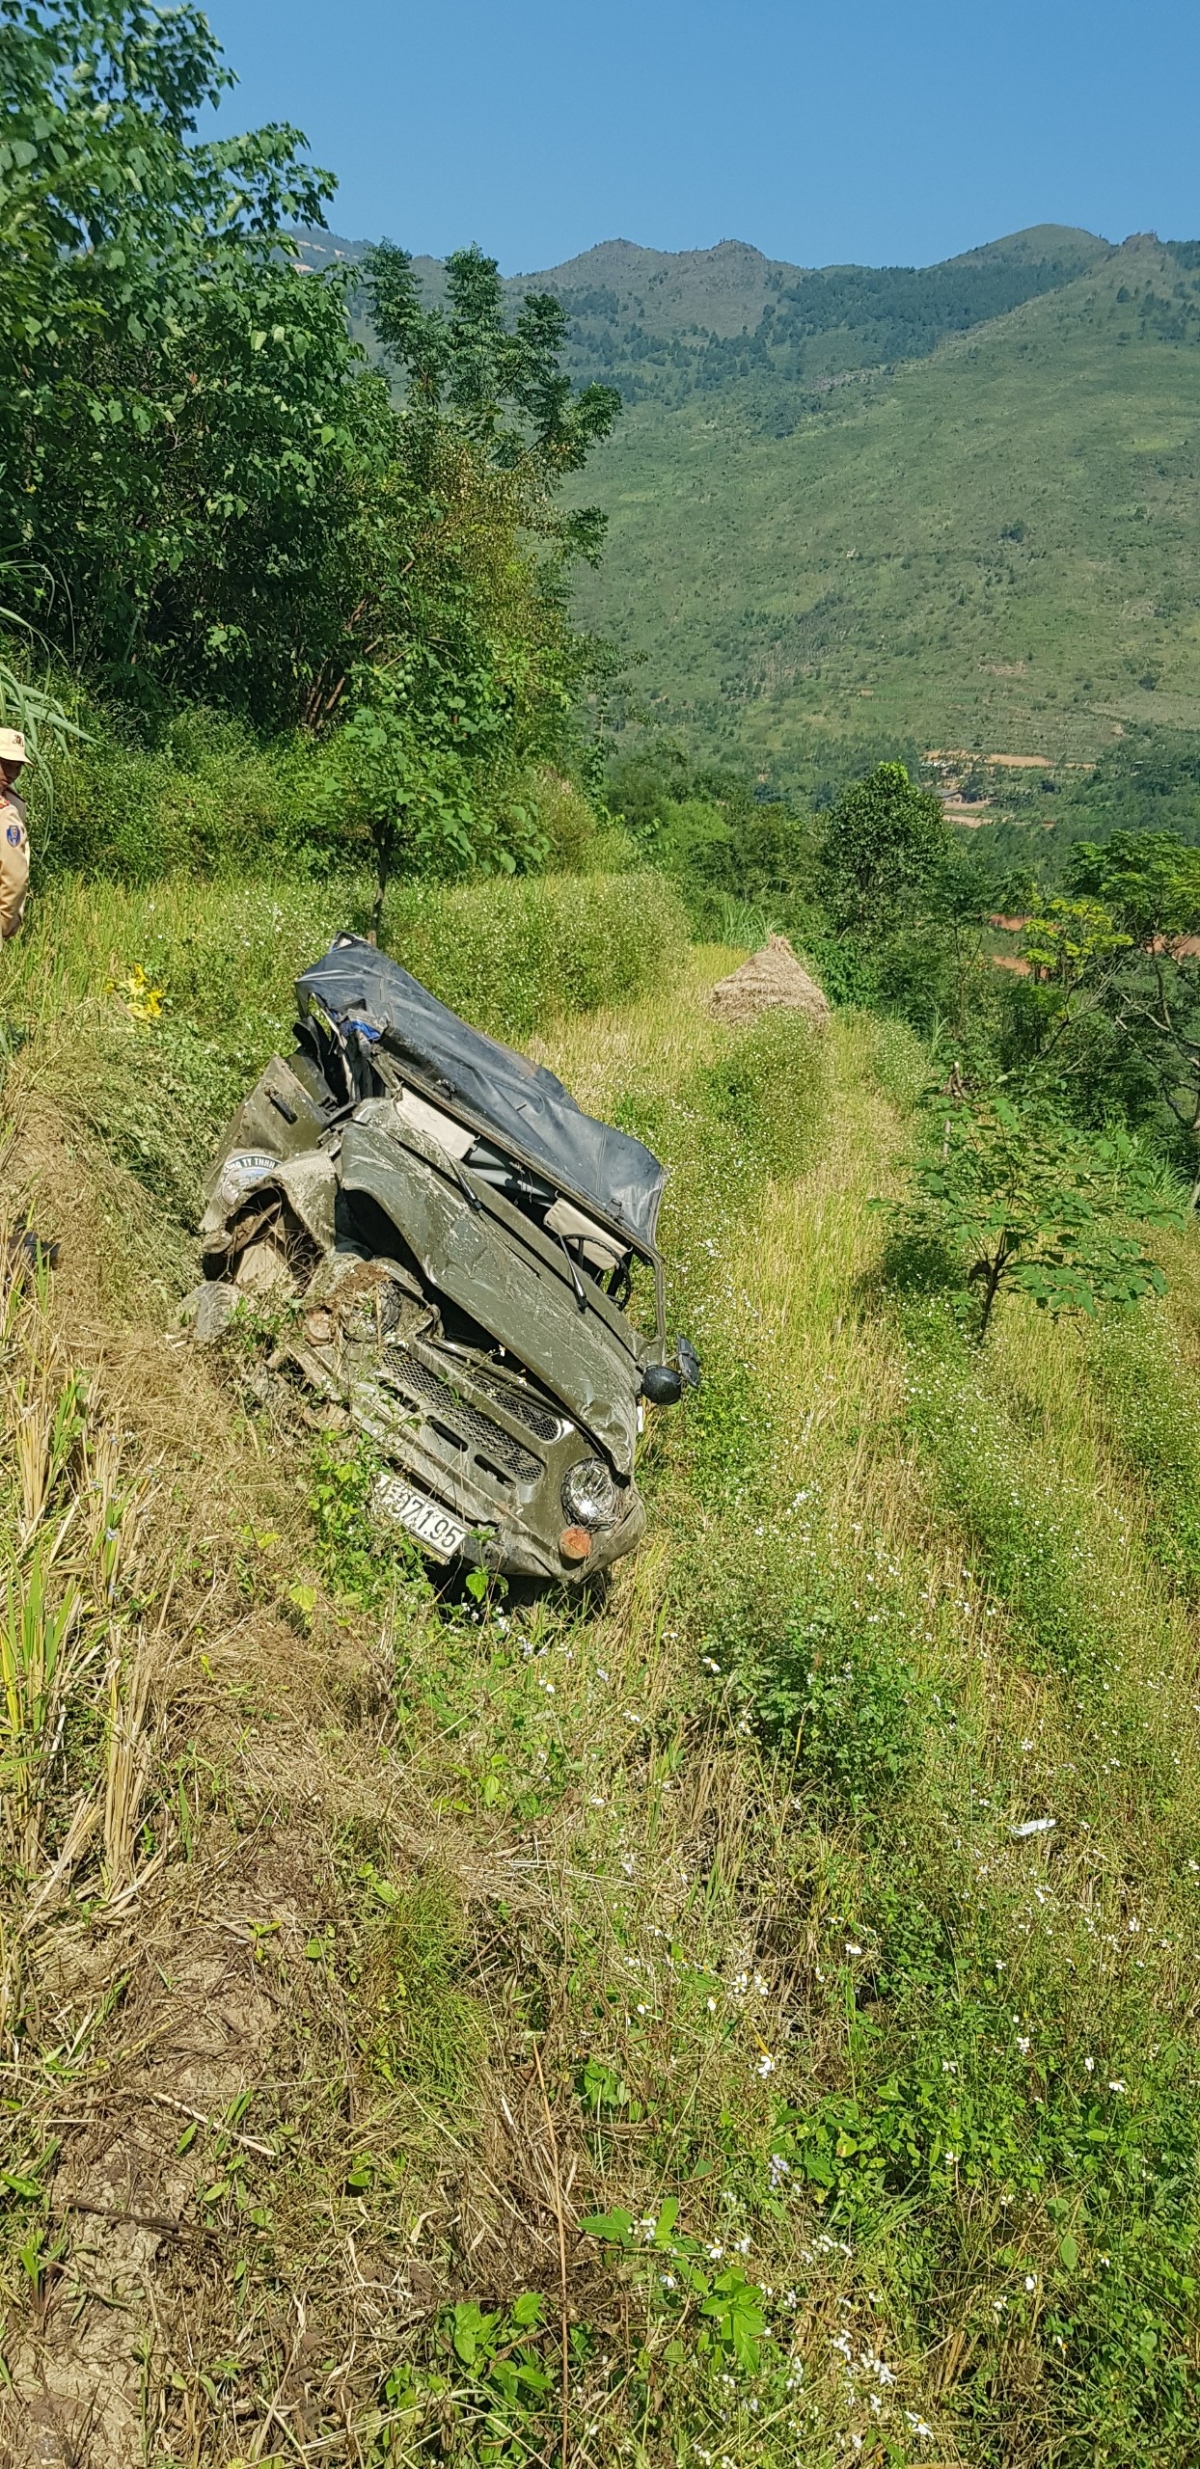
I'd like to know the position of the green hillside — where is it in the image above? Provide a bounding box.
[295,222,1200,781]
[571,233,1200,780]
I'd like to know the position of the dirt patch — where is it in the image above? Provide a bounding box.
[707,935,831,1030]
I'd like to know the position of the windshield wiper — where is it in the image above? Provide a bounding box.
[554,1229,588,1314]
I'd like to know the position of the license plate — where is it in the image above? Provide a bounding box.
[373,1472,467,1559]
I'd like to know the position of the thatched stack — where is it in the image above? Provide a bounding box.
[707,934,831,1029]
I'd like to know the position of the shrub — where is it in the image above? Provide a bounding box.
[518,765,637,875]
[891,1093,1182,1342]
[34,706,319,883]
[819,761,951,938]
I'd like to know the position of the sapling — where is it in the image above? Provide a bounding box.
[895,1093,1182,1342]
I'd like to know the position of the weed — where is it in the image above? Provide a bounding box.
[754,1589,925,1815]
[1089,1301,1200,1591]
[701,1007,830,1183]
[309,1435,428,1613]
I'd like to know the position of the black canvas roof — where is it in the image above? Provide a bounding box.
[296,936,667,1252]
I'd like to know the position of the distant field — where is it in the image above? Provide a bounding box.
[572,236,1200,784]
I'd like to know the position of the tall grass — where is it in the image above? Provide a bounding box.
[385,866,688,1040]
[0,1259,164,2035]
[33,707,318,883]
[540,980,1200,2464]
[1,866,690,1249]
[5,866,687,1045]
[27,706,638,890]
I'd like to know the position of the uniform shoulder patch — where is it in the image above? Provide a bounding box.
[6,821,23,845]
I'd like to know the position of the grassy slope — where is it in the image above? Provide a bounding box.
[575,236,1200,777]
[2,883,1199,2463]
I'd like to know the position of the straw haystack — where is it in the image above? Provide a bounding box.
[707,934,831,1029]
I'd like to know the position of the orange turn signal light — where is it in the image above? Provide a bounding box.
[559,1525,592,1562]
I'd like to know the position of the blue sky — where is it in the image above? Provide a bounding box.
[204,0,1200,272]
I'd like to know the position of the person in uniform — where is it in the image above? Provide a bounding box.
[0,727,29,940]
[0,725,55,1273]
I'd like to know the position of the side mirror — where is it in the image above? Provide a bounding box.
[677,1336,703,1390]
[642,1362,683,1404]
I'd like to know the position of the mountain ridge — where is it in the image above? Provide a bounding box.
[571,231,1200,777]
[292,221,1112,382]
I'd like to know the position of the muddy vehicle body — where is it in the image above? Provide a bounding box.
[199,937,688,1582]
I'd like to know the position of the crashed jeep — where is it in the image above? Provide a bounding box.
[198,935,692,1582]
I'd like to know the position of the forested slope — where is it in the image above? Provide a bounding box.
[298,218,1200,781]
[574,233,1200,777]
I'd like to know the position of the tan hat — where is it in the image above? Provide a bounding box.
[0,729,27,765]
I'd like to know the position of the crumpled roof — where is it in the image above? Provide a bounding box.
[296,936,667,1252]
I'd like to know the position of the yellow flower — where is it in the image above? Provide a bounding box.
[107,962,168,1024]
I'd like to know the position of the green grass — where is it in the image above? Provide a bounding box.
[1,908,1199,2464]
[0,866,688,1260]
[574,236,1200,783]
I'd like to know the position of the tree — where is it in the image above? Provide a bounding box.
[1068,832,1200,949]
[364,242,621,492]
[819,762,953,938]
[0,0,391,722]
[0,0,622,833]
[317,646,545,938]
[1013,835,1200,1182]
[893,1093,1180,1342]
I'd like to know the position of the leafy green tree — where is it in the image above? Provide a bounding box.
[819,761,952,937]
[317,648,546,936]
[605,743,818,934]
[0,0,393,721]
[1068,832,1200,947]
[309,243,627,882]
[893,1093,1180,1341]
[0,0,621,861]
[1007,835,1200,1177]
[365,241,621,489]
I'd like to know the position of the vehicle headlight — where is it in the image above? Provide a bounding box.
[561,1455,620,1530]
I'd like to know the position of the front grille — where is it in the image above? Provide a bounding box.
[464,1365,562,1441]
[384,1347,542,1483]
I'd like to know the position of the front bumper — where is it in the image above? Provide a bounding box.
[287,1316,644,1583]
